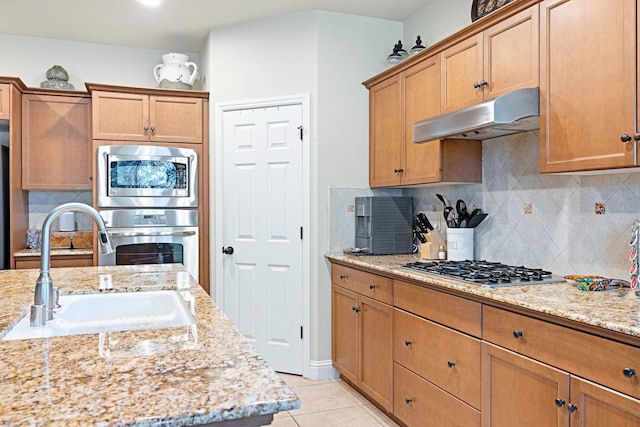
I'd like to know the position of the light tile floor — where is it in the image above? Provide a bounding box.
[270,373,400,427]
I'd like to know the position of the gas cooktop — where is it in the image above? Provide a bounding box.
[403,260,566,288]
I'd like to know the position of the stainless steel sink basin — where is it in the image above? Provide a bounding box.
[2,290,195,341]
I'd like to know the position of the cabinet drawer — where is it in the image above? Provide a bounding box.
[394,280,481,337]
[483,305,640,399]
[394,308,481,409]
[394,363,480,427]
[332,264,392,304]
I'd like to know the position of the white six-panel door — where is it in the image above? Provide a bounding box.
[221,104,304,374]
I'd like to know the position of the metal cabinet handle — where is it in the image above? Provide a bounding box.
[447,361,455,368]
[352,306,361,313]
[621,134,632,143]
[111,231,196,238]
[623,367,636,378]
[150,126,156,134]
[513,330,523,339]
[394,168,404,173]
[339,274,347,280]
[554,398,565,408]
[144,126,149,135]
[473,80,488,89]
[369,284,376,290]
[405,398,412,405]
[567,403,578,413]
[404,340,412,347]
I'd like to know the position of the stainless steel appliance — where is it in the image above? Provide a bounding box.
[403,260,565,288]
[99,209,199,280]
[355,196,413,255]
[413,87,539,142]
[97,145,198,208]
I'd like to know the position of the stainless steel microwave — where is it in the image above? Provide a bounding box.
[97,145,198,208]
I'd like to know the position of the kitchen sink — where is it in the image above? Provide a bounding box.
[2,290,195,341]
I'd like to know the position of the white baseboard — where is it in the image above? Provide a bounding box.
[306,359,339,380]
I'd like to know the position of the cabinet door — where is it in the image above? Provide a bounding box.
[570,376,640,426]
[369,76,403,187]
[359,295,393,411]
[484,5,539,100]
[150,96,203,144]
[22,94,92,190]
[0,84,10,121]
[402,56,444,185]
[482,342,570,427]
[92,91,150,141]
[15,255,93,269]
[332,284,358,384]
[441,33,483,113]
[540,0,636,172]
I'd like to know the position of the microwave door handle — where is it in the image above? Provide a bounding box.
[109,231,197,238]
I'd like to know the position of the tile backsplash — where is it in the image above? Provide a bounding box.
[328,131,640,279]
[28,191,93,231]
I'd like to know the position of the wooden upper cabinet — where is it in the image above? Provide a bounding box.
[22,94,92,190]
[0,84,10,121]
[92,90,203,144]
[369,76,403,187]
[441,5,539,113]
[540,0,637,173]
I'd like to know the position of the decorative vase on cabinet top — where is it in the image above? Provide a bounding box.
[153,53,198,90]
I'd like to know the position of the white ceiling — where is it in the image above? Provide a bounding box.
[0,0,433,52]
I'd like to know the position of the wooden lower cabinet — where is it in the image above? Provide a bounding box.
[482,342,569,426]
[394,363,480,427]
[570,376,640,426]
[15,254,93,269]
[331,283,393,411]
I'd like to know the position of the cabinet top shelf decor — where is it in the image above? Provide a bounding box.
[363,0,539,89]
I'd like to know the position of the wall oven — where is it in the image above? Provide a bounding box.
[97,145,198,209]
[98,209,199,280]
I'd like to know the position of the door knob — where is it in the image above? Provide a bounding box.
[222,246,234,255]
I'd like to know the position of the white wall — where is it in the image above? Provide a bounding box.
[206,10,401,370]
[0,34,199,89]
[403,0,470,48]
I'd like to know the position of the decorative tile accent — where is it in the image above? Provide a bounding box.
[524,203,532,214]
[595,202,606,215]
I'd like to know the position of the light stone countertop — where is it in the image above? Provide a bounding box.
[327,253,640,341]
[0,264,299,426]
[14,248,93,257]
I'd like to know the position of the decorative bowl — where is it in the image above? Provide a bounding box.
[564,275,611,291]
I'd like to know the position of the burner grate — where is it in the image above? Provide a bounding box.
[403,260,564,287]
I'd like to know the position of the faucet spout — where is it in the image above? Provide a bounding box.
[30,203,115,327]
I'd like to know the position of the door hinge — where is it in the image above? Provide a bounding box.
[300,326,303,339]
[297,125,303,141]
[300,226,303,240]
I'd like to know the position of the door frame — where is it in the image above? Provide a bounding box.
[214,94,311,377]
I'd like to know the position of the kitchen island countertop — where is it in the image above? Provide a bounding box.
[327,253,640,341]
[0,264,299,426]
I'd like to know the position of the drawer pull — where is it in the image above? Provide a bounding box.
[554,398,565,408]
[567,403,578,413]
[447,361,455,368]
[405,398,413,405]
[623,367,636,378]
[369,284,376,290]
[352,306,361,313]
[339,274,346,280]
[513,330,523,339]
[404,340,412,347]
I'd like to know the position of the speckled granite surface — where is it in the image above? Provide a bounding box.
[14,248,93,257]
[0,265,299,426]
[327,253,640,340]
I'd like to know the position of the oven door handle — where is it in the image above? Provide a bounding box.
[108,231,197,238]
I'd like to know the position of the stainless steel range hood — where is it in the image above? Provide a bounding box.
[413,88,539,142]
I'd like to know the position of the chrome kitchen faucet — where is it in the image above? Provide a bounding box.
[30,203,115,327]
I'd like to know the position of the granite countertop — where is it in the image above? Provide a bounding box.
[0,264,299,426]
[14,248,93,257]
[327,253,640,341]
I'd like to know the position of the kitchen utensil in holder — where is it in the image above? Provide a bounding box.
[446,228,474,261]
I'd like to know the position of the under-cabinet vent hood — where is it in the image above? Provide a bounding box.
[413,88,539,142]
